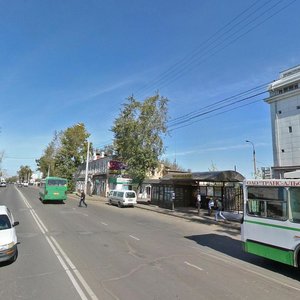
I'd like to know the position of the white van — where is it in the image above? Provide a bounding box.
[108,190,137,208]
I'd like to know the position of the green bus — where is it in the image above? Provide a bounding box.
[39,177,68,203]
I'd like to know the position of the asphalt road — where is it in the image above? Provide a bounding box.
[1,185,300,300]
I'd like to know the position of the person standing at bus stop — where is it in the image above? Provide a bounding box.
[197,193,201,208]
[79,189,87,207]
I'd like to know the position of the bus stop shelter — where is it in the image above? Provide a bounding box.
[150,170,245,210]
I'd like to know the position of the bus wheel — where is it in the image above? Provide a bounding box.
[297,253,300,269]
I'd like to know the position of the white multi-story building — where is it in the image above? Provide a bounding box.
[265,65,300,178]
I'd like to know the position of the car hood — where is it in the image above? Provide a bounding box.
[0,228,17,246]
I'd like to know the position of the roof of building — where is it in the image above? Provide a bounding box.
[160,170,245,183]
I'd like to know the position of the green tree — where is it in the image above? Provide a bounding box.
[18,165,33,182]
[160,158,186,173]
[112,94,168,189]
[36,131,62,176]
[54,123,91,191]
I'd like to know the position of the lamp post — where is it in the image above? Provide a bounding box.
[84,140,90,195]
[246,140,257,178]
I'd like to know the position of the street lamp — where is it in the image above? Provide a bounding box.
[246,140,257,178]
[84,140,90,195]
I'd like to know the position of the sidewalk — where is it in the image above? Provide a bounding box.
[69,193,241,231]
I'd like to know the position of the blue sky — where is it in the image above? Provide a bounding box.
[1,0,300,178]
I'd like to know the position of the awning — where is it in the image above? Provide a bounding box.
[160,170,245,183]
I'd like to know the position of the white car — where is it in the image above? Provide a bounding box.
[108,190,137,207]
[0,206,19,263]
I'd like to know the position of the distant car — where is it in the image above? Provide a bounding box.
[0,182,6,187]
[0,205,19,263]
[22,182,29,187]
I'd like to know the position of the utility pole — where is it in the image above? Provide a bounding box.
[84,140,90,195]
[246,140,257,178]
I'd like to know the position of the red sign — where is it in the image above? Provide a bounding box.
[108,160,126,170]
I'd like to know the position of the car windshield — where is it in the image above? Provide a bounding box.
[0,215,12,230]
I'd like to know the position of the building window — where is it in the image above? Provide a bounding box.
[289,126,292,133]
[278,110,282,114]
[297,106,300,109]
[281,149,285,153]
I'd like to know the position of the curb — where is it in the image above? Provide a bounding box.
[136,203,241,231]
[68,194,240,231]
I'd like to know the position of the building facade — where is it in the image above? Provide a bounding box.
[74,157,131,196]
[265,65,300,178]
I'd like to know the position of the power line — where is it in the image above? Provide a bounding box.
[134,0,296,98]
[168,89,268,131]
[143,0,289,95]
[169,98,263,132]
[168,82,269,126]
[134,0,264,97]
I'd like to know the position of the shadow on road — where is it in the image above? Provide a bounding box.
[186,234,300,281]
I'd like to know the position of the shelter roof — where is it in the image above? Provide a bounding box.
[160,170,244,183]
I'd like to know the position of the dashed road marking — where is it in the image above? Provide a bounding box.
[129,235,140,241]
[184,261,203,271]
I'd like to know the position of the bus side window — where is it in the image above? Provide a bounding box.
[266,200,287,220]
[247,199,264,217]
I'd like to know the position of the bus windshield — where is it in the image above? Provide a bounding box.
[47,179,67,186]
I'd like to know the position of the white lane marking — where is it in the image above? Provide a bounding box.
[17,189,99,300]
[101,222,108,226]
[31,209,48,233]
[184,261,203,271]
[129,235,140,241]
[51,237,98,300]
[46,236,88,300]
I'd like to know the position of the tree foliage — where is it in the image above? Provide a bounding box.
[37,123,91,191]
[160,158,186,173]
[18,165,33,182]
[112,94,169,188]
[36,131,62,177]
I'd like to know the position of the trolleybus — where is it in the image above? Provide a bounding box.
[242,179,300,268]
[39,177,68,203]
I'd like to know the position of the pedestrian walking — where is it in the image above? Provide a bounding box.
[214,198,226,221]
[78,189,87,207]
